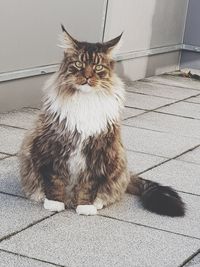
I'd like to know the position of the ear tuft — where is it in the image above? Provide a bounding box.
[58,24,79,51]
[103,32,123,58]
[61,24,66,32]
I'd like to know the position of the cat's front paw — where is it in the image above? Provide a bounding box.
[44,198,65,212]
[76,205,97,216]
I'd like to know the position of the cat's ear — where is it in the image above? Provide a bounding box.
[59,24,79,51]
[103,33,123,57]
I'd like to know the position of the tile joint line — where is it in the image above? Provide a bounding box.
[0,248,66,267]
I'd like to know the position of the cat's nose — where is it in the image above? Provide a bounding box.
[81,77,92,85]
[84,66,93,79]
[85,74,92,79]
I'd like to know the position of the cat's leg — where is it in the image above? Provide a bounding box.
[94,171,129,209]
[43,174,66,212]
[75,182,97,216]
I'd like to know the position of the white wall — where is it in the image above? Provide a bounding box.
[104,0,188,80]
[0,0,105,73]
[0,0,189,111]
[104,0,188,52]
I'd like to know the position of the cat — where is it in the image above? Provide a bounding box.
[19,25,185,217]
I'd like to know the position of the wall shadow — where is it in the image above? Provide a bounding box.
[145,0,184,78]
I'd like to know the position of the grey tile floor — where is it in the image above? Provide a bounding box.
[0,73,200,267]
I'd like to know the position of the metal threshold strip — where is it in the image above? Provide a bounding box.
[182,44,200,52]
[0,44,199,82]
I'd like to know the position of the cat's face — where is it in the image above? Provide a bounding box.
[59,25,122,93]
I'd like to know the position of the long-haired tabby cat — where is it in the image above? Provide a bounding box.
[19,25,185,217]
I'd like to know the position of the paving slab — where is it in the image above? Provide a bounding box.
[143,74,200,90]
[100,193,200,239]
[126,81,199,100]
[122,125,200,158]
[185,252,200,267]
[186,95,200,104]
[0,212,199,267]
[124,112,200,139]
[0,156,23,197]
[178,146,200,165]
[0,193,52,240]
[122,107,145,120]
[142,159,200,195]
[0,126,26,154]
[125,91,174,110]
[1,73,200,267]
[0,108,39,129]
[0,250,57,267]
[158,101,200,120]
[127,150,166,174]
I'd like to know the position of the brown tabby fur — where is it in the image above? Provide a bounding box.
[20,113,128,208]
[19,25,185,217]
[19,28,128,209]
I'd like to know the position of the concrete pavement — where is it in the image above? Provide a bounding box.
[0,73,200,266]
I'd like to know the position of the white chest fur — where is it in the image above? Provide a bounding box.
[68,139,86,177]
[65,139,86,199]
[45,75,125,138]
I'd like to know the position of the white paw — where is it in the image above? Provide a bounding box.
[76,205,97,216]
[44,198,65,212]
[93,198,104,210]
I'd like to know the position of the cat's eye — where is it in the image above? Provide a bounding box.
[95,65,104,72]
[74,61,83,68]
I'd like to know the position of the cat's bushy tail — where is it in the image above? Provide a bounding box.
[126,174,185,217]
